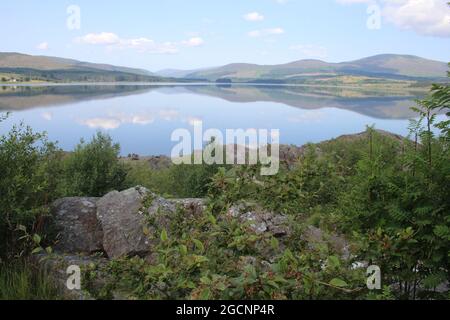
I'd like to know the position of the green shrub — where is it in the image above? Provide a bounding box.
[0,123,63,259]
[84,206,367,300]
[62,132,128,197]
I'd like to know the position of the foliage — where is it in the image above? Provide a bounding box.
[62,132,128,197]
[0,260,59,300]
[0,123,63,260]
[84,206,367,300]
[125,160,224,198]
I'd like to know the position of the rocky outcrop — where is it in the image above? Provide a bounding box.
[52,197,103,254]
[227,204,290,237]
[52,187,206,259]
[51,187,348,261]
[96,187,153,259]
[303,226,350,260]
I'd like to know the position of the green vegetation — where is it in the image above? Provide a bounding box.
[86,70,449,300]
[84,206,369,300]
[0,261,59,300]
[124,162,220,198]
[0,52,168,83]
[61,132,128,197]
[183,54,448,82]
[0,66,448,300]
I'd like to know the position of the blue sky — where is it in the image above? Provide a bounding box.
[1,0,449,71]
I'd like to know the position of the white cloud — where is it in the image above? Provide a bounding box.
[81,118,122,130]
[118,37,178,54]
[75,32,204,54]
[79,109,184,130]
[36,42,49,50]
[248,28,285,37]
[244,12,265,22]
[383,0,450,37]
[182,37,204,47]
[336,0,450,37]
[290,44,328,59]
[159,109,180,121]
[76,32,120,45]
[41,112,52,121]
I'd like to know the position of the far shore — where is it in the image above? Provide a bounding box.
[0,81,433,93]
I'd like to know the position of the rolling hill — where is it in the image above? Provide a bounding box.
[0,52,447,84]
[0,52,165,83]
[159,54,449,83]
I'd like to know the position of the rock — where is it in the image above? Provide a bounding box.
[303,226,351,260]
[173,198,205,216]
[96,187,153,259]
[52,197,103,254]
[229,205,290,237]
[96,186,206,259]
[241,212,268,234]
[35,253,108,300]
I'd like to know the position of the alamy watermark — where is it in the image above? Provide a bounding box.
[367,265,382,290]
[67,5,81,30]
[66,265,81,290]
[366,2,382,30]
[170,122,280,176]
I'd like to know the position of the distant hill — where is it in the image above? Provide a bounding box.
[1,52,447,84]
[165,54,448,83]
[0,52,166,83]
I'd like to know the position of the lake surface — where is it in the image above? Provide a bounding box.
[0,84,431,156]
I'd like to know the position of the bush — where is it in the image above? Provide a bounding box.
[62,132,128,197]
[0,123,63,259]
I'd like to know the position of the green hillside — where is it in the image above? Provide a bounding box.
[182,54,449,82]
[0,52,163,83]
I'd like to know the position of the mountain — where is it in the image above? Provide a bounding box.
[0,52,165,82]
[175,54,449,82]
[1,52,447,84]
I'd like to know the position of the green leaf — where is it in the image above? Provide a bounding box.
[199,288,212,300]
[179,244,188,255]
[192,239,205,253]
[31,247,43,254]
[17,224,27,232]
[207,214,217,225]
[434,225,450,239]
[200,276,211,285]
[270,237,279,250]
[160,229,168,242]
[329,278,348,288]
[33,234,41,245]
[327,255,341,269]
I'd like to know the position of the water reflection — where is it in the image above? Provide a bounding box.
[0,84,428,155]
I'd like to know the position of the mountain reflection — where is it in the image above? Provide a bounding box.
[0,84,423,119]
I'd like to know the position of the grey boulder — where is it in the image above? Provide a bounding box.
[96,187,154,259]
[52,197,103,254]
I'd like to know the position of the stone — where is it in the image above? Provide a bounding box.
[96,187,153,259]
[303,226,351,260]
[96,186,205,259]
[228,205,290,237]
[52,197,103,254]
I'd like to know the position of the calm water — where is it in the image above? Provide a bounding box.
[0,84,429,156]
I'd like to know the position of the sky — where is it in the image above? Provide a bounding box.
[0,0,449,71]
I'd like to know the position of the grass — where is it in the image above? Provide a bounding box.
[0,260,60,300]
